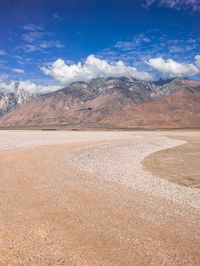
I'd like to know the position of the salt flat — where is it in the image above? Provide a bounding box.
[0,130,199,265]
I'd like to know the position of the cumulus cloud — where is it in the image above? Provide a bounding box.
[12,68,25,74]
[0,78,61,94]
[41,55,154,85]
[145,0,200,11]
[146,57,199,78]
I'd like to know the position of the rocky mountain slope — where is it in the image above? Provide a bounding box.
[0,77,200,128]
[0,88,35,116]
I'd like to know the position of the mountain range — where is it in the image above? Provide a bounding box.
[0,77,200,128]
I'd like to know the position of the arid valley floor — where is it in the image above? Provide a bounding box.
[0,130,200,265]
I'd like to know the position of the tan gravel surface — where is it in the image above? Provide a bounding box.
[0,130,200,265]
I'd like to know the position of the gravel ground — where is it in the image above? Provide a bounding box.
[67,135,200,209]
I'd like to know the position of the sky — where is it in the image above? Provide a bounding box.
[0,0,200,93]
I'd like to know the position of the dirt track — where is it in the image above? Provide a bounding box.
[0,131,200,265]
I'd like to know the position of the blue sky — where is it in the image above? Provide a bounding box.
[0,0,200,92]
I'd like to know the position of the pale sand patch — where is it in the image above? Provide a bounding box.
[0,131,200,265]
[0,130,139,152]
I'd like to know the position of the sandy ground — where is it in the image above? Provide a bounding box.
[0,130,200,265]
[143,135,200,188]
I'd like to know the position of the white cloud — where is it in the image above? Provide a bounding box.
[20,41,64,53]
[22,24,44,31]
[195,55,200,69]
[0,50,7,56]
[53,13,64,21]
[39,40,64,49]
[19,44,40,53]
[12,68,25,74]
[145,0,200,11]
[146,57,199,78]
[0,78,61,94]
[115,33,151,51]
[20,24,64,52]
[22,31,47,43]
[41,55,154,85]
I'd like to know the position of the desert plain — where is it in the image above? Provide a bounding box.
[0,130,200,265]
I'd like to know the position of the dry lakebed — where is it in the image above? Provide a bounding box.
[0,130,199,265]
